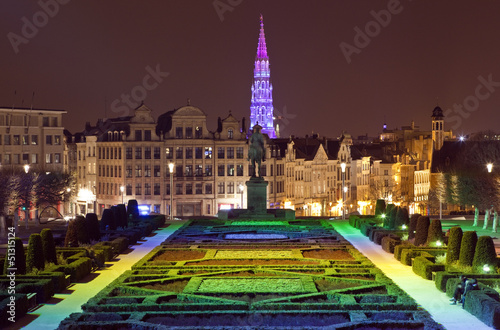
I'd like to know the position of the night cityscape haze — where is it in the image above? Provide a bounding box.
[2,0,500,138]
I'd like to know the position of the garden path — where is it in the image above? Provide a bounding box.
[19,221,186,330]
[333,220,493,330]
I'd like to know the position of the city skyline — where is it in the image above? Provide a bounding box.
[2,0,500,138]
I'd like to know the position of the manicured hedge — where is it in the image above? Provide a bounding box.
[381,235,401,254]
[41,229,57,265]
[472,236,497,271]
[414,216,430,246]
[26,234,44,272]
[408,214,420,240]
[412,255,445,280]
[426,220,442,245]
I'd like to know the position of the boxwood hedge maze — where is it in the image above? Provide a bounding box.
[59,219,443,329]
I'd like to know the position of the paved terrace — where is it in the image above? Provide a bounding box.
[332,220,494,330]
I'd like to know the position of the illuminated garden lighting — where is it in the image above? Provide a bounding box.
[459,135,465,142]
[402,224,407,230]
[436,241,442,247]
[381,214,386,219]
[487,163,493,173]
[24,164,30,173]
[483,264,491,272]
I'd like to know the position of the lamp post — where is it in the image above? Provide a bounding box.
[169,162,174,220]
[487,163,493,173]
[341,162,346,219]
[120,186,124,204]
[239,184,244,209]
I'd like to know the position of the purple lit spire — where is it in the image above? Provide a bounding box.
[250,15,276,138]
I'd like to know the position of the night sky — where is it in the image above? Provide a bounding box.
[2,0,500,138]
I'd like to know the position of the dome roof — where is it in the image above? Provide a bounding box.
[432,106,444,118]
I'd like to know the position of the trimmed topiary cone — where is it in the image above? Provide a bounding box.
[101,209,117,231]
[414,216,430,246]
[384,204,394,228]
[446,226,463,265]
[64,219,79,247]
[86,213,100,241]
[74,215,90,244]
[26,233,45,272]
[127,199,139,222]
[388,206,398,230]
[472,236,497,271]
[41,228,57,265]
[117,204,128,228]
[426,220,443,245]
[459,231,478,267]
[395,207,409,229]
[375,199,386,217]
[408,214,421,240]
[4,237,26,275]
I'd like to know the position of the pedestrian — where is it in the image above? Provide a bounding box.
[450,275,467,305]
[461,278,478,308]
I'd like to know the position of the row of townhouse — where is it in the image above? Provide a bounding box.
[71,103,355,217]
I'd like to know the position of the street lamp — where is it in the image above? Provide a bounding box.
[120,186,124,204]
[169,162,174,220]
[341,162,346,219]
[487,163,493,173]
[24,164,30,173]
[239,184,244,209]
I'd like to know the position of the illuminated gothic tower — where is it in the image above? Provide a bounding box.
[250,15,276,138]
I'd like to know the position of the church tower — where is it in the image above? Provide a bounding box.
[250,15,276,138]
[431,106,444,151]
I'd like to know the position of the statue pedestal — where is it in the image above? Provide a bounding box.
[245,177,268,216]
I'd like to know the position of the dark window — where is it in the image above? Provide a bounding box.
[237,164,244,176]
[261,165,267,176]
[185,147,193,159]
[217,147,224,159]
[126,147,132,159]
[176,127,183,139]
[205,165,212,176]
[145,183,151,195]
[126,184,132,195]
[165,183,170,195]
[185,183,192,195]
[154,165,161,177]
[205,183,212,194]
[135,165,142,177]
[185,127,193,139]
[31,135,38,145]
[144,130,151,141]
[154,183,160,195]
[145,147,151,159]
[145,165,151,177]
[42,117,49,127]
[135,183,142,195]
[154,147,160,159]
[176,183,183,194]
[227,147,234,159]
[135,130,142,141]
[236,147,244,159]
[218,165,225,176]
[228,129,233,139]
[135,147,142,159]
[195,183,203,194]
[44,135,51,145]
[195,147,202,159]
[176,147,183,159]
[22,135,29,145]
[176,165,183,177]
